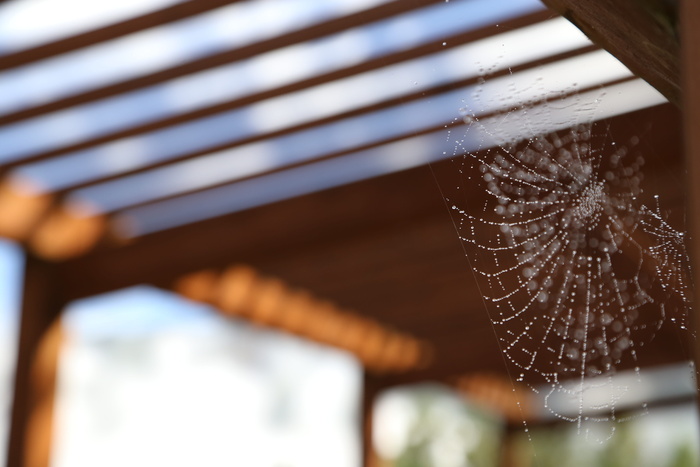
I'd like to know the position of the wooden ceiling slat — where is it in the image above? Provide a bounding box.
[8,52,612,241]
[95,125,456,214]
[5,56,604,230]
[0,0,444,127]
[0,10,557,171]
[63,72,630,214]
[0,0,247,72]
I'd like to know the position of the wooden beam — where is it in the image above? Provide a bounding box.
[540,0,680,105]
[6,256,67,467]
[54,165,447,300]
[681,0,700,391]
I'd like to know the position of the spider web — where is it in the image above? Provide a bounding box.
[440,67,693,436]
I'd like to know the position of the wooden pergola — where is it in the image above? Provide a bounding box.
[0,0,698,466]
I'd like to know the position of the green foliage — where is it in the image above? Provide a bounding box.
[668,443,697,467]
[380,385,502,467]
[515,416,699,467]
[379,386,698,467]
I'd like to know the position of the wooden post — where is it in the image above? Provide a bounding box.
[361,372,382,467]
[499,425,522,467]
[6,255,66,467]
[681,0,700,391]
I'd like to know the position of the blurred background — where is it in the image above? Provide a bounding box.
[0,0,696,466]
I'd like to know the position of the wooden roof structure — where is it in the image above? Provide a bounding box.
[1,0,697,466]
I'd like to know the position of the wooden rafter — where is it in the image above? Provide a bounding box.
[53,165,450,300]
[540,0,680,105]
[40,44,598,198]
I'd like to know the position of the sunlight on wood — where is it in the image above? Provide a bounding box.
[25,320,64,467]
[249,277,287,326]
[24,399,53,467]
[0,178,52,241]
[277,290,315,335]
[172,269,219,304]
[215,265,258,317]
[174,265,432,373]
[29,205,105,260]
